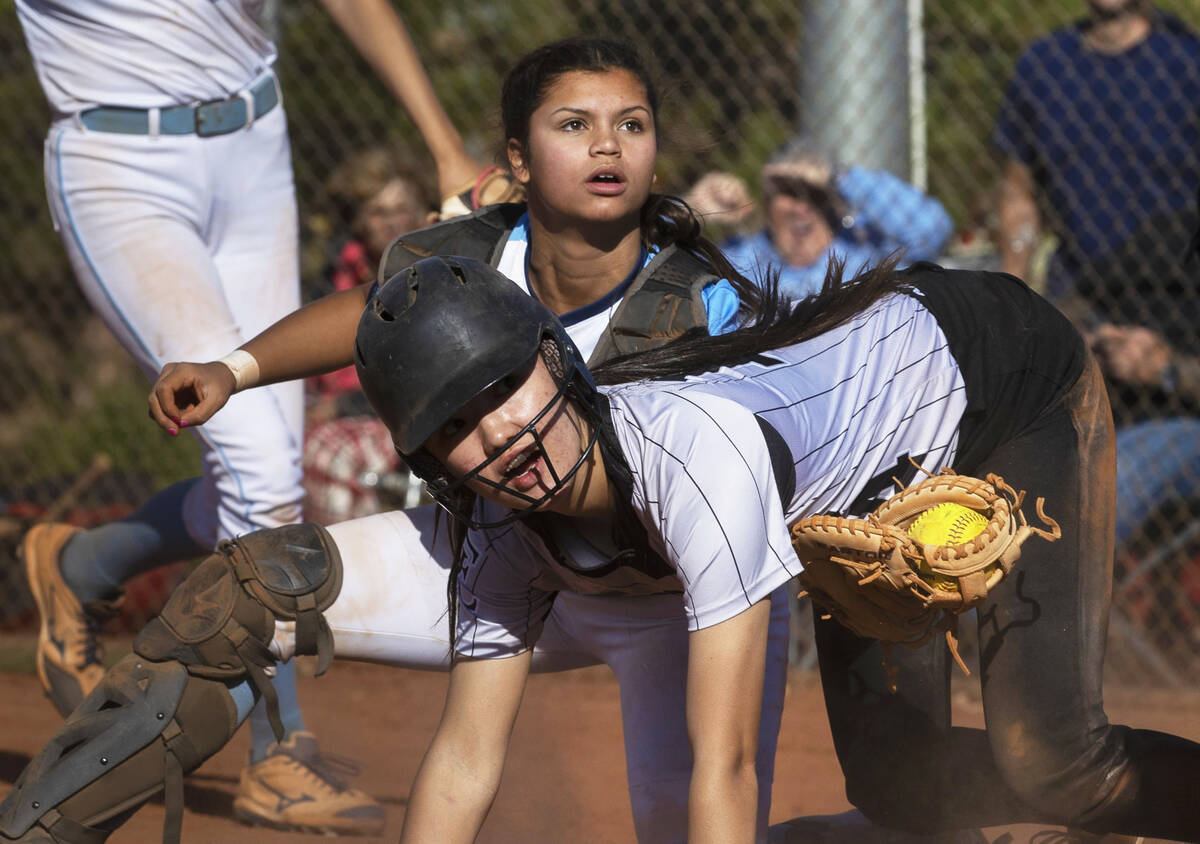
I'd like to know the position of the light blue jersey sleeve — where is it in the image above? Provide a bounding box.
[701,278,740,335]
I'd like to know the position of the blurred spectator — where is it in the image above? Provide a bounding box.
[303,148,433,525]
[691,137,952,300]
[1094,200,1200,545]
[993,1,1200,547]
[310,148,435,421]
[993,1,1200,304]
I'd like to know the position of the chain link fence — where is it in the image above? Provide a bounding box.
[1,1,1197,687]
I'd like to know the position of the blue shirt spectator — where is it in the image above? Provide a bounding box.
[992,4,1200,553]
[718,160,952,301]
[992,10,1200,301]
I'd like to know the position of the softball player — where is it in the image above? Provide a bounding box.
[159,38,790,842]
[362,255,1200,844]
[13,0,488,835]
[0,38,789,844]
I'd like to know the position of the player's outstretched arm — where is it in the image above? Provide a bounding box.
[685,598,771,844]
[401,651,532,843]
[148,284,372,432]
[317,0,481,197]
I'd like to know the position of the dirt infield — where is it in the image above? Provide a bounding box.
[0,654,1196,843]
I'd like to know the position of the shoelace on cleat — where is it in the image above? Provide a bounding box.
[278,746,364,793]
[74,600,120,669]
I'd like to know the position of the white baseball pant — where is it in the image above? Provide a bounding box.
[43,103,304,546]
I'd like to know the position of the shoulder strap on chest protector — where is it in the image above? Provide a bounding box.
[378,202,527,282]
[382,214,719,368]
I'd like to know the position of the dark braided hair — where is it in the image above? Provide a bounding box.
[592,255,909,386]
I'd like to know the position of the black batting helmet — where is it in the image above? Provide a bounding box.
[354,256,599,525]
[354,256,579,453]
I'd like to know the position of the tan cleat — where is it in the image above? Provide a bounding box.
[21,523,121,717]
[233,731,386,836]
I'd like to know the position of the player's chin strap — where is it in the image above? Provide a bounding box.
[0,523,343,844]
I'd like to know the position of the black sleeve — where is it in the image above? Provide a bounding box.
[897,262,1087,474]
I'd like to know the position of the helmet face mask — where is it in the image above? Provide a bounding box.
[354,256,602,530]
[415,337,603,529]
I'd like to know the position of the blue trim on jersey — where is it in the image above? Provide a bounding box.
[510,212,531,244]
[51,127,259,530]
[513,213,647,326]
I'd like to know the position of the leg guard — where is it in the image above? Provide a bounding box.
[0,655,238,843]
[0,523,343,844]
[133,522,342,742]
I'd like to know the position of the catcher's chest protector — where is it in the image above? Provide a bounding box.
[378,203,715,366]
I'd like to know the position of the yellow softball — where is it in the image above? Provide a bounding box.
[907,502,988,546]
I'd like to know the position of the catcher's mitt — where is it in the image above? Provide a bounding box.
[792,470,1060,672]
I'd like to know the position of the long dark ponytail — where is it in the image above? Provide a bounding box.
[585,255,911,576]
[639,192,769,322]
[592,254,909,386]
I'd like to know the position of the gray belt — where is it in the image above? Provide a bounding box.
[79,75,279,137]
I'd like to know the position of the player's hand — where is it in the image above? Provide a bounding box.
[148,361,236,434]
[1090,323,1171,386]
[683,171,755,226]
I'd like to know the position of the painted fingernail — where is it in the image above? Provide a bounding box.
[179,420,189,428]
[168,427,178,436]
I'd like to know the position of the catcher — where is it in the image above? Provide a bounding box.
[357,255,1196,842]
[5,252,1199,842]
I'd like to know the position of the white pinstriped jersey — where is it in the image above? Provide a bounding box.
[456,289,970,657]
[16,0,274,114]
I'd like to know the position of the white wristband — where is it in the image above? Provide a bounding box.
[217,349,261,393]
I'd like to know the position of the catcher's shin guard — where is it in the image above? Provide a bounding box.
[0,523,343,843]
[133,522,343,742]
[0,655,236,843]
